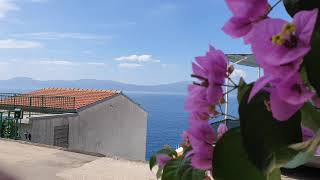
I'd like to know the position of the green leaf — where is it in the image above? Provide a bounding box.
[213,128,281,180]
[268,169,282,180]
[156,167,163,180]
[180,166,205,180]
[304,21,320,96]
[284,102,320,168]
[157,146,178,158]
[281,102,320,168]
[239,87,302,173]
[301,102,320,131]
[150,154,157,170]
[285,1,320,95]
[285,130,320,168]
[161,158,205,180]
[283,0,320,17]
[237,77,250,103]
[162,159,180,180]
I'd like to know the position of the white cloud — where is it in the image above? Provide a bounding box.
[86,62,107,66]
[33,60,107,67]
[151,3,177,15]
[115,54,159,63]
[12,32,114,41]
[0,39,42,48]
[82,50,92,54]
[0,61,9,65]
[231,69,247,79]
[37,60,76,66]
[0,0,19,18]
[0,59,110,80]
[30,0,47,3]
[102,22,136,28]
[0,59,108,67]
[161,64,168,68]
[118,63,143,69]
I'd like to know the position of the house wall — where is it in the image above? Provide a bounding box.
[69,94,148,161]
[30,114,78,145]
[19,123,32,141]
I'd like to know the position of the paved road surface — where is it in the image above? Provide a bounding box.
[0,140,154,180]
[0,139,318,180]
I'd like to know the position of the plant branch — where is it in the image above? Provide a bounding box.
[266,0,282,16]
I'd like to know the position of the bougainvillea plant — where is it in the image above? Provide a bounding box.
[150,0,320,179]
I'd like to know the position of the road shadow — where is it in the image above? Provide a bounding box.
[281,166,320,180]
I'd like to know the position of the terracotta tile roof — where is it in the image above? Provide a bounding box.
[28,88,120,109]
[0,88,120,110]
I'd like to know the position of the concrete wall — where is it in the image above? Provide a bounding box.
[69,94,148,161]
[30,114,78,145]
[20,123,32,141]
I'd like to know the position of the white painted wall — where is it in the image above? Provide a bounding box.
[30,114,77,145]
[29,94,148,160]
[69,94,148,161]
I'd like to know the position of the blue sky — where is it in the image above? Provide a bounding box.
[0,0,291,85]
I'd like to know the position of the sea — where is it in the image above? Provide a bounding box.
[127,92,239,160]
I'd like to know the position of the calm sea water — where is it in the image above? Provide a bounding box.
[127,93,239,160]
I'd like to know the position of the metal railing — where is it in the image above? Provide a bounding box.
[0,93,76,114]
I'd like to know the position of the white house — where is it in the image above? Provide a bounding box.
[0,88,148,161]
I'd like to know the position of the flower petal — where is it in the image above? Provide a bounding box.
[192,62,205,77]
[222,17,252,38]
[225,0,268,18]
[276,73,315,105]
[249,75,274,102]
[217,123,228,140]
[270,89,303,121]
[156,154,171,167]
[294,9,319,45]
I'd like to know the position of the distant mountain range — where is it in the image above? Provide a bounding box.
[0,77,190,94]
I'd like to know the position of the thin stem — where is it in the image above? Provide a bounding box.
[266,0,282,16]
[191,74,207,81]
[218,103,223,114]
[228,77,237,87]
[220,113,238,120]
[224,87,237,95]
[221,84,237,88]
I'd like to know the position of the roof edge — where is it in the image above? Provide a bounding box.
[76,93,121,112]
[120,92,148,114]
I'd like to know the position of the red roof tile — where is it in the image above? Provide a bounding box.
[27,88,120,109]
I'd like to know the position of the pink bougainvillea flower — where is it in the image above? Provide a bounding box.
[192,46,228,105]
[269,88,303,121]
[191,141,214,170]
[181,131,191,148]
[156,154,171,167]
[248,58,304,102]
[222,17,253,38]
[269,73,314,121]
[185,85,212,114]
[241,11,317,104]
[187,121,215,170]
[251,9,318,66]
[301,126,320,155]
[217,123,228,140]
[276,73,314,106]
[302,126,315,142]
[312,95,320,108]
[222,0,269,40]
[187,121,215,146]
